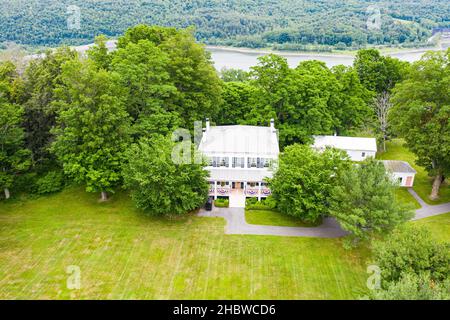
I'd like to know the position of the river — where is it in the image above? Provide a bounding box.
[207,46,439,71]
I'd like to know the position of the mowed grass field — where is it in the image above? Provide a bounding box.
[0,187,370,300]
[377,139,450,205]
[414,212,450,243]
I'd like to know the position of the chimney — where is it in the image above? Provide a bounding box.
[270,118,275,132]
[206,118,210,132]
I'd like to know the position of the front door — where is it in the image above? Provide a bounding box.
[405,176,413,187]
[232,182,243,190]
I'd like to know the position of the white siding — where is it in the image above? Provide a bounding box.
[390,172,415,187]
[345,150,376,162]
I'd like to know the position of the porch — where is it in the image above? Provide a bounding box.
[208,181,272,203]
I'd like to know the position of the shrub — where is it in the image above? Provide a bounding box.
[35,171,65,195]
[370,273,450,300]
[214,198,229,208]
[246,196,277,210]
[11,172,38,195]
[372,225,450,284]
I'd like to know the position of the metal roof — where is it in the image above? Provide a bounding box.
[382,160,417,174]
[313,135,378,152]
[199,125,280,156]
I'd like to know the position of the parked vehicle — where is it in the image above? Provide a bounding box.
[205,197,213,211]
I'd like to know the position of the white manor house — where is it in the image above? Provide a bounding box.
[198,119,279,207]
[198,119,416,207]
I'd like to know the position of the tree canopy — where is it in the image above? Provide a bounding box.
[0,62,30,199]
[329,158,414,243]
[372,224,450,284]
[269,144,350,223]
[122,135,209,215]
[390,49,450,200]
[51,59,131,200]
[1,1,448,51]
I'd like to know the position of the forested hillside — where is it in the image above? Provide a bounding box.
[0,0,449,50]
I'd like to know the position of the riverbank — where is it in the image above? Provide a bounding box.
[206,44,441,59]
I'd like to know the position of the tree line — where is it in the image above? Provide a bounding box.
[0,0,449,50]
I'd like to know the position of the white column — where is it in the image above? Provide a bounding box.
[214,181,217,200]
[258,182,262,201]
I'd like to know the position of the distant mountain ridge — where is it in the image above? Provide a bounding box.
[1,0,449,50]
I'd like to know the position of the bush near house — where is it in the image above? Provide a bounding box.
[245,196,276,211]
[214,198,229,208]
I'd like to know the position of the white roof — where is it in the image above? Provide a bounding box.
[313,135,377,152]
[199,125,279,156]
[207,168,273,182]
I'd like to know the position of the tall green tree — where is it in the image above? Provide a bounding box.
[246,54,291,127]
[22,47,77,168]
[0,61,30,199]
[116,25,222,128]
[122,135,209,215]
[160,27,222,126]
[111,38,179,138]
[329,158,413,243]
[247,58,372,147]
[353,49,409,94]
[390,49,450,200]
[218,81,256,125]
[87,35,112,70]
[51,59,131,201]
[331,65,372,134]
[0,103,31,199]
[280,60,339,145]
[269,144,350,223]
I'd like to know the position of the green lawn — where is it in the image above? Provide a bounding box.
[394,188,421,210]
[245,209,321,227]
[377,139,450,205]
[413,212,450,243]
[0,187,369,299]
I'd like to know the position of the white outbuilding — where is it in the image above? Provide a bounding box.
[381,160,416,187]
[312,135,377,161]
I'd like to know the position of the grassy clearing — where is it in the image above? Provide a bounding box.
[245,209,320,227]
[0,187,370,299]
[394,188,421,209]
[377,139,450,205]
[413,212,450,243]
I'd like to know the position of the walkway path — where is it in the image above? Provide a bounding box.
[229,190,246,208]
[198,207,347,238]
[198,190,450,238]
[408,188,450,220]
